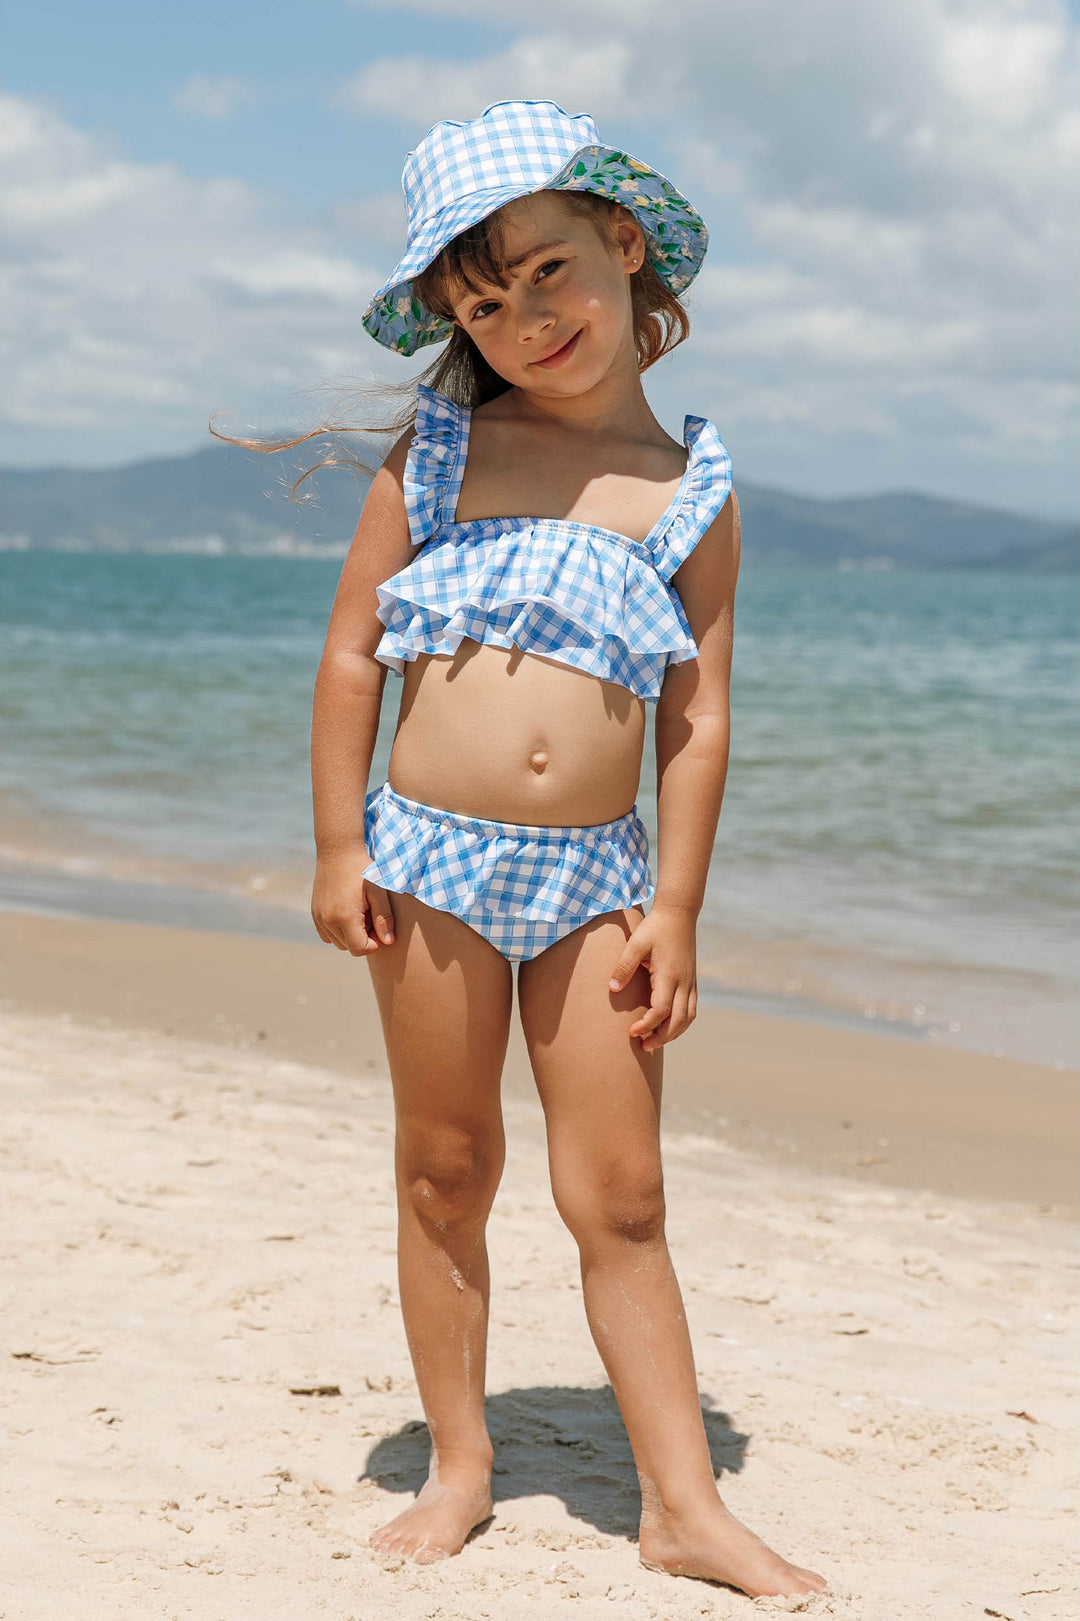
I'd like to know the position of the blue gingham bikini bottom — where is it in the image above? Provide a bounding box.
[361,781,654,963]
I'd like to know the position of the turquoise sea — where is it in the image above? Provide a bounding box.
[2,551,1077,1066]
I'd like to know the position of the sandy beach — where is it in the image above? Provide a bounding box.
[2,909,1077,1619]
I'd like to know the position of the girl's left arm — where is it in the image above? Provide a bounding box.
[608,490,742,1052]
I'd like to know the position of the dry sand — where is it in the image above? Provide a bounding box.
[2,911,1078,1619]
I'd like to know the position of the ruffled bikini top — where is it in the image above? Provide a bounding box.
[373,384,733,703]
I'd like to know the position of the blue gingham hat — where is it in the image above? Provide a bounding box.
[362,99,709,357]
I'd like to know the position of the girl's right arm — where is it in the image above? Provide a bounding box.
[310,429,414,956]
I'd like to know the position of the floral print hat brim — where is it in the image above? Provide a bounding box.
[361,100,709,357]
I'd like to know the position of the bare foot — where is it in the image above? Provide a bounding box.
[369,1470,493,1565]
[639,1498,828,1598]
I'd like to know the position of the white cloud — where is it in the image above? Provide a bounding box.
[0,97,156,226]
[337,0,1079,510]
[172,73,256,122]
[336,36,638,127]
[0,96,392,462]
[329,191,409,252]
[2,0,1078,511]
[211,250,369,301]
[937,15,1068,123]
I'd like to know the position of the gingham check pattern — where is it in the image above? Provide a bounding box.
[403,101,597,239]
[362,782,654,963]
[373,386,734,702]
[362,100,709,355]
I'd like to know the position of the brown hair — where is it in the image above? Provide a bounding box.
[209,191,691,495]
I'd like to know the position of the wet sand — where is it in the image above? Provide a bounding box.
[3,909,1076,1209]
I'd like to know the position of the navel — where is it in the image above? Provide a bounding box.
[528,749,549,774]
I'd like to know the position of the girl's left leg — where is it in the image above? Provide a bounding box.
[517,910,828,1600]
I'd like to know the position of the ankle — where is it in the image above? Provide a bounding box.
[429,1443,494,1483]
[639,1477,723,1527]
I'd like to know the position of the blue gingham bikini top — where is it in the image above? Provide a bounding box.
[373,384,733,703]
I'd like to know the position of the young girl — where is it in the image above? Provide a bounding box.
[309,100,827,1600]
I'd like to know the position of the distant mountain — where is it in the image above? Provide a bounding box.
[2,440,1076,569]
[1,441,372,557]
[734,484,1079,570]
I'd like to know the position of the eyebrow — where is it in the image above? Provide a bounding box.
[503,237,571,271]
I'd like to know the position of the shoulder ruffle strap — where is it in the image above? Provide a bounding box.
[402,385,470,547]
[649,417,733,582]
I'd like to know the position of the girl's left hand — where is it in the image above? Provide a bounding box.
[607,903,698,1052]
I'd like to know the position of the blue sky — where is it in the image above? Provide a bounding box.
[4,0,1078,515]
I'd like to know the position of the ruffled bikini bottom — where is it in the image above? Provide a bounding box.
[361,781,654,963]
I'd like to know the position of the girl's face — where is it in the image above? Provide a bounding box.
[447,192,645,398]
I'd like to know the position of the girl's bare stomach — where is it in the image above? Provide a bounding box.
[386,643,646,826]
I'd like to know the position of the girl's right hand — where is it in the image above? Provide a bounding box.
[311,851,396,955]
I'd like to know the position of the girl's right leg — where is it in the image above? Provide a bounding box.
[364,889,514,1564]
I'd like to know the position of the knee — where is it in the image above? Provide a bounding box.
[555,1161,667,1248]
[398,1126,503,1231]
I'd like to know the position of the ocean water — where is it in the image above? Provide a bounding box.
[2,551,1077,1066]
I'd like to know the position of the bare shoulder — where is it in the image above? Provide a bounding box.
[348,425,414,533]
[664,487,741,644]
[642,419,694,481]
[334,428,414,583]
[470,392,514,424]
[674,486,741,584]
[659,489,741,710]
[375,425,414,487]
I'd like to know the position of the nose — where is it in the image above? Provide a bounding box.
[513,284,557,345]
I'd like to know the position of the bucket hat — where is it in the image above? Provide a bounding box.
[362,99,708,356]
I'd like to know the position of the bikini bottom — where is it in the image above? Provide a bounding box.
[361,781,654,964]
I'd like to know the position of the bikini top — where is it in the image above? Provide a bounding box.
[373,384,733,703]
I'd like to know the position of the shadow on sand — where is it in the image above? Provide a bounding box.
[360,1383,749,1541]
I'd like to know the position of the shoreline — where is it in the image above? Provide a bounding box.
[3,846,1076,1070]
[0,859,934,1048]
[4,906,1076,1213]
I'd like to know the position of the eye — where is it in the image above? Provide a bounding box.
[470,300,500,321]
[536,259,565,281]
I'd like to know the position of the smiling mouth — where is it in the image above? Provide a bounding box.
[531,329,582,368]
